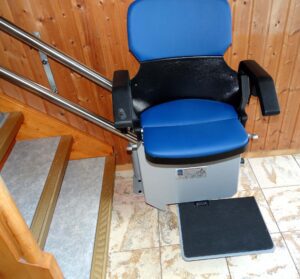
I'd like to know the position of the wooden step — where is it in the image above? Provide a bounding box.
[31,135,73,249]
[0,112,23,167]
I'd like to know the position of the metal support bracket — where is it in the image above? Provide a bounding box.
[33,32,58,94]
[128,143,144,194]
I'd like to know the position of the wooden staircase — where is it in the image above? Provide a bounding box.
[0,111,115,279]
[0,177,63,279]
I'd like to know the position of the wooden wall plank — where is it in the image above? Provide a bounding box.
[251,0,291,151]
[265,0,300,150]
[1,0,300,163]
[278,37,300,148]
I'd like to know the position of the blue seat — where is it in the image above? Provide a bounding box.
[112,0,279,165]
[141,99,249,163]
[111,0,280,211]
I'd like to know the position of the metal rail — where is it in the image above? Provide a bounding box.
[0,66,137,143]
[0,17,112,91]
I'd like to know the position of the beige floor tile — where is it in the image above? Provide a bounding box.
[161,245,230,279]
[108,248,161,279]
[283,231,300,272]
[227,233,299,279]
[263,186,300,232]
[248,156,300,188]
[234,189,279,233]
[113,171,145,204]
[109,201,159,252]
[238,159,260,191]
[159,205,180,246]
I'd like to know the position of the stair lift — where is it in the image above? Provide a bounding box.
[0,0,281,262]
[111,0,280,260]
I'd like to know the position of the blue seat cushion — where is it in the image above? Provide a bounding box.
[141,99,248,163]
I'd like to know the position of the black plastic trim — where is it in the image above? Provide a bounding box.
[238,75,250,126]
[112,70,134,129]
[131,57,240,116]
[239,60,280,116]
[145,144,248,165]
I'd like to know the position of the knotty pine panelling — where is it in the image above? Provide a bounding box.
[0,0,300,164]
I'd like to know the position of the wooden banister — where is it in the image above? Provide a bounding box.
[0,176,63,279]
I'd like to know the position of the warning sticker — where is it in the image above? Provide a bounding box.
[176,166,207,179]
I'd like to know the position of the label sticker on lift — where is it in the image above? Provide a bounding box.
[176,166,207,179]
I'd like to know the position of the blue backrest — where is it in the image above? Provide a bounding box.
[128,0,232,62]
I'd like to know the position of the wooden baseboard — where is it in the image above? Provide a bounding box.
[244,149,300,158]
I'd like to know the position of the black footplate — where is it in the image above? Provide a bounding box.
[178,197,274,261]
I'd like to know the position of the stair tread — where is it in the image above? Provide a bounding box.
[0,136,61,226]
[44,157,105,279]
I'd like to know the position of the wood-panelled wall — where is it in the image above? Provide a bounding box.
[0,0,300,164]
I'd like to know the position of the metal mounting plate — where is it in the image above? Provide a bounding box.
[33,32,58,94]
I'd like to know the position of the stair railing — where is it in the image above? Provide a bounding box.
[0,17,112,91]
[0,16,137,144]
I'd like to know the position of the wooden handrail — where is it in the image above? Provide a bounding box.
[0,176,63,278]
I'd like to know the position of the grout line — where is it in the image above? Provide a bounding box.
[280,231,300,276]
[247,157,265,190]
[247,158,264,190]
[243,158,260,188]
[225,258,233,279]
[292,154,300,169]
[248,160,281,232]
[259,187,299,273]
[157,209,163,279]
[280,229,300,234]
[257,188,281,232]
[261,184,300,190]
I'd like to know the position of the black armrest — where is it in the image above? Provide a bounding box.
[238,74,251,126]
[112,70,134,129]
[239,60,280,116]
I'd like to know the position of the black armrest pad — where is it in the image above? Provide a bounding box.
[239,60,280,116]
[112,70,134,129]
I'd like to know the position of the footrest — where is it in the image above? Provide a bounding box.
[178,197,274,261]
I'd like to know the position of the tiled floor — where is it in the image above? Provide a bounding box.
[107,155,300,278]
